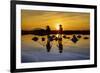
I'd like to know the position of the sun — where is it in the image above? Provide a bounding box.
[56,24,60,30]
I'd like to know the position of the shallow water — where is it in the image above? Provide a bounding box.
[21,34,90,63]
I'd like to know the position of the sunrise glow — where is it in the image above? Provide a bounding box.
[21,10,90,31]
[56,24,60,30]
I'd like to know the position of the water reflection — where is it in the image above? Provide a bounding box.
[21,25,90,63]
[30,25,89,53]
[21,34,90,62]
[31,34,89,53]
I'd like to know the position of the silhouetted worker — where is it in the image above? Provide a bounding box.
[46,26,51,52]
[46,26,51,35]
[58,25,63,53]
[58,25,63,38]
[59,25,63,34]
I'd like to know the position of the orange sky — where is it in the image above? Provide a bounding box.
[21,10,90,30]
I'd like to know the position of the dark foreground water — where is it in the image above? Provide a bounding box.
[21,34,90,63]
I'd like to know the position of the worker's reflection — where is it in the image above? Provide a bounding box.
[46,26,51,52]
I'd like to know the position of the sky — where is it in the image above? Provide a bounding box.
[21,10,90,31]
